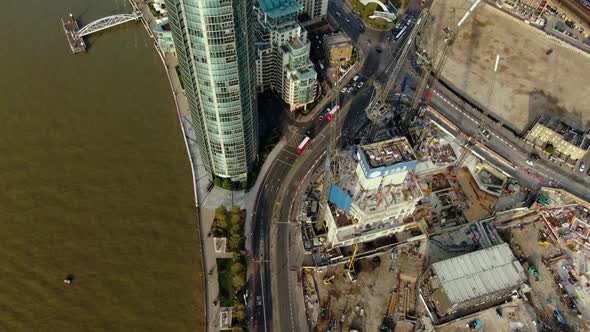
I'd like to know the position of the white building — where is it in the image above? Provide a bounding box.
[296,0,329,20]
[255,0,318,111]
[324,137,424,248]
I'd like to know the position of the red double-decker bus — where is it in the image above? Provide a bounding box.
[297,136,311,154]
[326,106,340,121]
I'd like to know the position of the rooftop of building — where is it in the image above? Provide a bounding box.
[359,137,416,169]
[328,150,422,228]
[429,243,527,305]
[259,0,302,18]
[294,67,317,80]
[322,32,352,47]
[535,114,590,149]
[154,17,170,32]
[287,37,304,50]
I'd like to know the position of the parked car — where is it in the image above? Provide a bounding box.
[356,81,364,88]
[580,163,586,172]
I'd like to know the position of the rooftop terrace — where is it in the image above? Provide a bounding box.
[359,137,416,169]
[259,0,302,18]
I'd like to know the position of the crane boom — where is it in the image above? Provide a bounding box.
[367,9,430,122]
[406,0,482,129]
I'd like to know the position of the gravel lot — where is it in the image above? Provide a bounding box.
[424,0,590,133]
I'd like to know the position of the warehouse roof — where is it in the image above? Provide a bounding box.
[431,243,526,305]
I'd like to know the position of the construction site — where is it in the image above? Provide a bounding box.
[301,241,426,332]
[424,0,590,133]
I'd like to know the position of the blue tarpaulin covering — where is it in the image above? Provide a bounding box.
[329,184,352,214]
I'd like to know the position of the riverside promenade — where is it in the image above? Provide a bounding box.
[132,1,290,330]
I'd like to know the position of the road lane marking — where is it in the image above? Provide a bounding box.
[276,158,294,167]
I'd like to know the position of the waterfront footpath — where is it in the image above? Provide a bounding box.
[133,1,289,331]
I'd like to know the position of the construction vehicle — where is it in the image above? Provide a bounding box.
[547,298,567,325]
[528,265,543,282]
[323,274,335,285]
[346,243,359,282]
[538,230,551,246]
[466,319,483,329]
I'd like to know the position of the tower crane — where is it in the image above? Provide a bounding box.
[317,68,343,229]
[405,0,482,131]
[366,9,431,123]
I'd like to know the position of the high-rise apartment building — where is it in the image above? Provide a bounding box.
[297,0,329,20]
[166,0,258,181]
[254,0,318,111]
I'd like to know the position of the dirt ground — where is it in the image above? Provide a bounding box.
[313,252,395,331]
[435,301,536,332]
[456,168,497,221]
[424,0,590,132]
[507,220,580,329]
[312,244,425,331]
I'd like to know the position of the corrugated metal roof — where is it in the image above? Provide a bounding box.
[432,243,526,304]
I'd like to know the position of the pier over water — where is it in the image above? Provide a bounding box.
[62,2,142,54]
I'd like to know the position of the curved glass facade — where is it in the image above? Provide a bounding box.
[166,0,258,181]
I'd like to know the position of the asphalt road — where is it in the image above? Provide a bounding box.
[426,87,590,200]
[249,41,381,329]
[248,2,419,330]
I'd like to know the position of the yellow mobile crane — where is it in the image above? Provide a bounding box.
[346,243,359,283]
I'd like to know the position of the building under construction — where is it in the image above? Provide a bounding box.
[323,137,424,248]
[419,243,527,323]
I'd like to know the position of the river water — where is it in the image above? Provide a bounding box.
[0,1,202,330]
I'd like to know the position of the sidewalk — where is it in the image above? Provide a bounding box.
[132,2,221,330]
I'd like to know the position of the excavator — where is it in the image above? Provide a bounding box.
[346,243,359,283]
[323,274,335,285]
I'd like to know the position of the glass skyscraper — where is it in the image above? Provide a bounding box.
[166,0,258,181]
